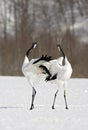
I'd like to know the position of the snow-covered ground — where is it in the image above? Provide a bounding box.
[0,76,88,130]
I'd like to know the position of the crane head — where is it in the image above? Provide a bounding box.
[32,42,37,48]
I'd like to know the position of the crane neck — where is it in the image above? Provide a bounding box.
[57,45,65,66]
[26,42,37,57]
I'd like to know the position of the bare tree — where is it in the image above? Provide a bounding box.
[3,0,8,40]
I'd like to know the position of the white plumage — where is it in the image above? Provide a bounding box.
[22,43,52,87]
[50,57,72,81]
[22,42,72,110]
[22,56,51,86]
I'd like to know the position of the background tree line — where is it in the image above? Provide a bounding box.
[0,0,88,77]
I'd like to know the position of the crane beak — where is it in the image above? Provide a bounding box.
[33,42,37,48]
[34,44,37,48]
[57,44,61,51]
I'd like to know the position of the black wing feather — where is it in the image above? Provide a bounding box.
[46,74,57,81]
[39,65,57,81]
[39,65,51,77]
[33,54,52,64]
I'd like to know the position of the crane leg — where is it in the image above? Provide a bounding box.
[52,90,59,109]
[30,87,36,110]
[64,90,68,109]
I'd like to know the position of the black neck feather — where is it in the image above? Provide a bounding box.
[26,42,36,57]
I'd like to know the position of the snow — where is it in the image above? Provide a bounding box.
[0,76,88,130]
